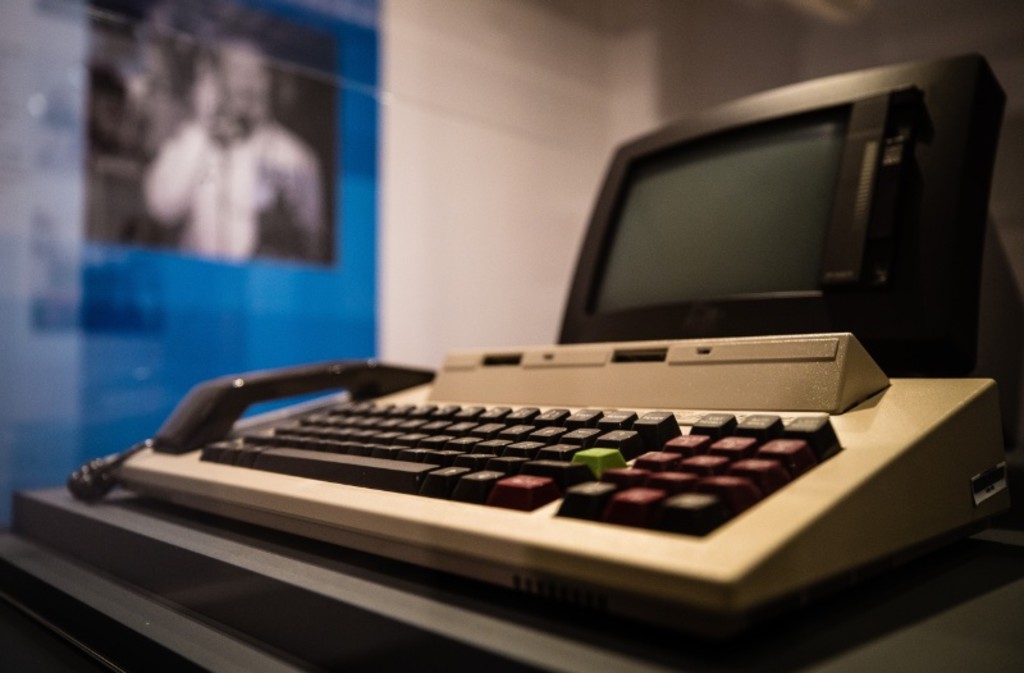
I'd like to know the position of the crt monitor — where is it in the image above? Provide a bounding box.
[559,54,1005,378]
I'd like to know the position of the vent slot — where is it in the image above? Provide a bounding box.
[612,347,668,363]
[483,353,523,366]
[513,575,609,612]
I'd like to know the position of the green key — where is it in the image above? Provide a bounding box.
[572,447,627,478]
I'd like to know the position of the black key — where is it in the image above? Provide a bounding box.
[451,471,506,503]
[370,418,402,431]
[534,408,570,427]
[366,403,394,417]
[370,445,405,459]
[418,434,457,450]
[371,431,405,446]
[397,419,430,431]
[657,493,731,535]
[446,436,482,453]
[419,467,472,499]
[430,405,462,420]
[528,426,569,445]
[560,428,602,448]
[502,441,545,459]
[453,406,486,421]
[422,449,464,467]
[633,412,682,452]
[783,416,841,460]
[419,420,453,433]
[477,407,512,422]
[506,407,541,424]
[536,444,581,461]
[349,429,385,444]
[408,405,439,418]
[344,440,375,456]
[498,425,535,443]
[520,460,594,490]
[736,415,784,442]
[593,430,644,460]
[235,446,266,467]
[394,432,429,447]
[387,404,417,417]
[557,482,619,520]
[445,421,480,437]
[453,454,496,470]
[274,423,318,438]
[398,448,432,462]
[470,423,507,440]
[564,409,603,429]
[307,439,351,454]
[597,410,638,431]
[691,413,737,440]
[486,456,530,476]
[201,441,242,464]
[474,439,512,455]
[252,448,437,493]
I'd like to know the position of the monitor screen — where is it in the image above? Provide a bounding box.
[560,54,1005,377]
[595,112,846,312]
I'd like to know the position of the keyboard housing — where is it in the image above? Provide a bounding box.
[117,333,1009,636]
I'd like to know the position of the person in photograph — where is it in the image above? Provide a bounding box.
[143,38,326,261]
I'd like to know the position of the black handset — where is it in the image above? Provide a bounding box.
[68,360,434,501]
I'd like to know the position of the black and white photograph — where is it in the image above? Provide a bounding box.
[84,0,338,264]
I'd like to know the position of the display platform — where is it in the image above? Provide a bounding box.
[3,487,1024,672]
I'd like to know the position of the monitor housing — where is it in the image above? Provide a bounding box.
[559,54,1006,378]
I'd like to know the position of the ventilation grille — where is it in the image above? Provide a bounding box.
[512,574,609,613]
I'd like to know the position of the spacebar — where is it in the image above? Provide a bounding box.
[251,448,437,494]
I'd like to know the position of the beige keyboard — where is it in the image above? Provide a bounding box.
[114,333,1010,636]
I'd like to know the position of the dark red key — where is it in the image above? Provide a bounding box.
[602,487,668,528]
[677,454,731,476]
[756,439,817,477]
[662,434,712,456]
[708,436,759,460]
[646,471,699,495]
[601,468,651,488]
[633,451,683,472]
[486,475,561,511]
[727,459,790,495]
[694,476,763,514]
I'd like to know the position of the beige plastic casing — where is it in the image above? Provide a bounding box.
[117,334,1010,634]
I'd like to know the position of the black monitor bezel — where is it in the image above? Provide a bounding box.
[559,54,1004,376]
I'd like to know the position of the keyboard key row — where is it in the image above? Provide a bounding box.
[310,402,839,458]
[199,403,840,538]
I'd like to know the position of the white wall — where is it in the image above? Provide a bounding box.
[379,0,612,368]
[379,0,1024,379]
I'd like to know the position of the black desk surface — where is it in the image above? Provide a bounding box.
[3,486,1024,672]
